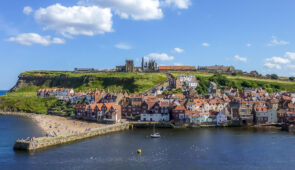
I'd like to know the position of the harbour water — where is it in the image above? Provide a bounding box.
[1,116,295,170]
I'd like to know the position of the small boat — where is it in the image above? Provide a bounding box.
[150,132,161,138]
[150,124,160,138]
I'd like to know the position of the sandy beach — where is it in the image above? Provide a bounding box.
[0,112,106,137]
[32,114,106,136]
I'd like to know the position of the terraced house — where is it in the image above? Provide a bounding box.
[140,101,170,122]
[75,103,121,123]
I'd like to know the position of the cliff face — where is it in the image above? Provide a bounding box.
[10,74,138,93]
[10,75,92,92]
[9,71,168,93]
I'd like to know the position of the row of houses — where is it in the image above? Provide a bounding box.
[38,88,123,105]
[37,88,74,98]
[118,88,295,126]
[75,103,121,123]
[38,87,295,126]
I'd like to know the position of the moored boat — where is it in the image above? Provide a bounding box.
[150,124,160,138]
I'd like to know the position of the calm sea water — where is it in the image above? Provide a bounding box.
[0,90,8,96]
[1,115,295,170]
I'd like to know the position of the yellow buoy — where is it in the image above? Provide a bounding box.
[137,149,142,154]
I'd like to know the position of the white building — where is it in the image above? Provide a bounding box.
[216,111,227,126]
[199,112,210,123]
[140,113,170,122]
[178,75,198,89]
[140,102,170,122]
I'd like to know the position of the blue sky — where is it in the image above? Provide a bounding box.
[1,0,295,89]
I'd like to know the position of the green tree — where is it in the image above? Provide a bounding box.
[209,74,229,87]
[162,90,168,95]
[232,72,237,76]
[196,77,209,95]
[236,70,243,75]
[289,77,295,81]
[266,88,273,93]
[175,88,183,94]
[270,74,278,80]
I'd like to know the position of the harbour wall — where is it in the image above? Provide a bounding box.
[130,121,174,128]
[12,119,285,151]
[14,122,130,151]
[0,111,35,118]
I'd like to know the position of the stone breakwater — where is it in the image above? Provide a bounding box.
[0,111,35,118]
[14,122,130,151]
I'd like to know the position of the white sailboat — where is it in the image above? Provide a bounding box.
[150,124,160,138]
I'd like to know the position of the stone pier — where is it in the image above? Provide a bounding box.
[14,122,130,151]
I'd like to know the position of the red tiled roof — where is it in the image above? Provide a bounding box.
[255,107,268,113]
[173,93,185,99]
[158,66,197,70]
[174,105,185,111]
[194,99,203,106]
[283,96,292,101]
[191,111,200,117]
[288,102,294,109]
[146,101,156,109]
[159,101,169,107]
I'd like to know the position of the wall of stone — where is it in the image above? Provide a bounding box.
[14,123,130,151]
[131,122,174,128]
[0,111,35,118]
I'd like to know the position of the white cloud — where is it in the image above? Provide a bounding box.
[145,53,174,61]
[174,47,184,53]
[7,33,65,46]
[267,36,289,46]
[34,4,113,37]
[234,55,247,62]
[52,37,65,44]
[163,0,191,9]
[246,43,252,47]
[266,56,290,64]
[202,42,210,47]
[264,52,295,76]
[286,52,295,60]
[115,43,131,50]
[78,0,163,20]
[264,62,281,70]
[23,6,33,15]
[174,62,183,66]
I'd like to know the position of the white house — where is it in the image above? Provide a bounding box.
[56,88,74,97]
[140,113,169,122]
[178,75,198,89]
[216,111,227,126]
[199,111,210,124]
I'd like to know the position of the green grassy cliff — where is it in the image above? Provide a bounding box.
[0,71,168,114]
[15,71,168,93]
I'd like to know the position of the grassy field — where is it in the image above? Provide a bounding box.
[0,71,168,114]
[0,86,58,114]
[169,71,295,92]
